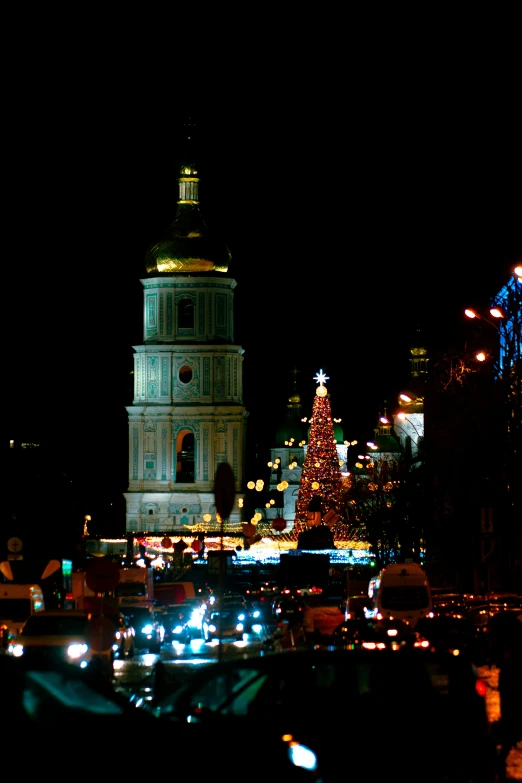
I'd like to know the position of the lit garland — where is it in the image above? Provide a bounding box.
[134,534,371,566]
[292,371,346,537]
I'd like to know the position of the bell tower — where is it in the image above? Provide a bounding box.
[124,132,247,535]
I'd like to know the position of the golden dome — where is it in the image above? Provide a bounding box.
[145,162,231,275]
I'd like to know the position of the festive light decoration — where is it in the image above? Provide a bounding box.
[292,371,345,537]
[272,516,287,533]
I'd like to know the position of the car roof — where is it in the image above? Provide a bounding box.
[155,647,483,708]
[30,610,88,616]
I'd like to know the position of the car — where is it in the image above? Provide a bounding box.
[486,606,522,667]
[329,617,430,651]
[415,614,480,660]
[110,612,136,659]
[208,592,249,610]
[247,597,274,630]
[158,599,208,644]
[272,594,305,625]
[144,648,497,782]
[7,609,94,670]
[202,601,249,641]
[210,593,254,629]
[344,592,375,620]
[431,592,467,615]
[300,593,345,644]
[122,605,165,653]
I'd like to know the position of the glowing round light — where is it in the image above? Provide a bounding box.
[312,482,320,490]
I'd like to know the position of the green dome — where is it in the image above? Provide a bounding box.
[276,418,307,447]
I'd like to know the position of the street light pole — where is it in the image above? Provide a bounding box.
[464,265,522,592]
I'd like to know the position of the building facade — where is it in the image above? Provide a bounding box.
[124,147,248,535]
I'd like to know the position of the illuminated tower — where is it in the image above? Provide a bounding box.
[124,133,247,534]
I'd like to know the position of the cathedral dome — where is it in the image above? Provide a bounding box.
[275,384,307,447]
[145,161,232,275]
[276,418,307,447]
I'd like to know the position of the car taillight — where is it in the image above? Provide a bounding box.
[475,679,487,697]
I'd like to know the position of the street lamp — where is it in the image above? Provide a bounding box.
[463,265,522,592]
[465,265,521,341]
[464,308,501,331]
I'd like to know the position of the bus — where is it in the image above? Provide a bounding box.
[367,563,432,628]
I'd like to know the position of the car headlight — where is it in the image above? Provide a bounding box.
[142,624,153,634]
[68,643,89,659]
[288,742,318,772]
[9,643,24,658]
[238,613,245,621]
[173,625,184,634]
[236,623,244,632]
[252,610,261,619]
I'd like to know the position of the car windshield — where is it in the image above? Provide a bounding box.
[213,604,245,616]
[124,608,152,624]
[0,598,32,620]
[22,615,88,636]
[380,586,430,611]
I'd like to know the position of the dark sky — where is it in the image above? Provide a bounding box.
[5,39,522,520]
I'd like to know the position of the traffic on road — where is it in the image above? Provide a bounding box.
[1,566,520,781]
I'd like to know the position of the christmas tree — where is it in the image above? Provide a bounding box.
[292,370,345,537]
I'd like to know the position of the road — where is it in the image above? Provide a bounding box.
[112,629,272,702]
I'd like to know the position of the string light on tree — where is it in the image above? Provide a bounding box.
[292,369,346,537]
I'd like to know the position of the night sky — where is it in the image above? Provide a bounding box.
[5,39,521,529]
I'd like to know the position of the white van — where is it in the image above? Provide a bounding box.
[369,563,432,628]
[0,583,46,639]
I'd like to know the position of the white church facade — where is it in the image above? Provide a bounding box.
[123,146,247,535]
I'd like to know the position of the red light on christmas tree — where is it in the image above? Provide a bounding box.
[292,369,345,537]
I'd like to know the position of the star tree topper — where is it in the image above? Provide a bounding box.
[314,369,329,397]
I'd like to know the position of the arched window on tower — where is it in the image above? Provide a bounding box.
[178,298,194,330]
[176,431,195,483]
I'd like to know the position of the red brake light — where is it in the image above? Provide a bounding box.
[475,679,487,698]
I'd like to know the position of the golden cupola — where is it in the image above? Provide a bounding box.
[145,157,232,275]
